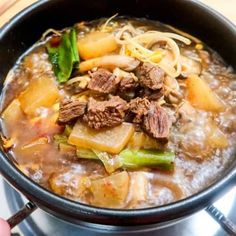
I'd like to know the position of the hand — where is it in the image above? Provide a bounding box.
[0,218,10,236]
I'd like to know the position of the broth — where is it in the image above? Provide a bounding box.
[1,17,236,209]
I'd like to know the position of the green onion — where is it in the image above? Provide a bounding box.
[64,125,73,137]
[76,148,98,159]
[76,148,175,172]
[54,125,73,145]
[119,149,175,171]
[53,134,68,145]
[46,28,80,83]
[69,29,80,66]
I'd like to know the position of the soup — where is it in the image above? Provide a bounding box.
[1,17,236,209]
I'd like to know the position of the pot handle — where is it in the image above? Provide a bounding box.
[7,201,37,229]
[206,205,236,236]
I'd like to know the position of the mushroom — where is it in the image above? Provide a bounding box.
[79,55,140,73]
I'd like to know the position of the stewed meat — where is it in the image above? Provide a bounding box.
[136,62,165,90]
[58,98,87,123]
[142,103,171,141]
[119,74,138,93]
[83,96,128,129]
[129,97,150,123]
[88,68,120,93]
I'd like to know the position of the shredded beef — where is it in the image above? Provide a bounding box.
[84,96,128,129]
[58,98,87,123]
[142,102,171,141]
[129,97,150,123]
[136,62,164,90]
[88,68,120,93]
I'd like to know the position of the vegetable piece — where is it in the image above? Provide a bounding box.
[78,32,118,60]
[47,34,72,83]
[119,149,175,171]
[54,134,68,144]
[1,99,23,124]
[76,147,174,172]
[46,28,80,83]
[21,137,48,150]
[76,148,97,159]
[64,125,73,136]
[128,172,148,208]
[59,143,76,156]
[19,138,50,158]
[1,136,14,150]
[90,171,129,208]
[19,76,59,116]
[79,55,140,73]
[206,122,228,148]
[53,125,75,155]
[57,33,73,82]
[128,132,161,150]
[49,172,89,198]
[186,75,225,112]
[54,125,73,145]
[69,29,80,63]
[93,150,122,173]
[68,122,134,154]
[128,132,144,149]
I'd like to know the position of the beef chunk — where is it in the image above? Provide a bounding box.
[119,75,138,93]
[129,97,150,123]
[137,87,164,101]
[111,68,138,101]
[58,98,87,123]
[118,75,138,101]
[136,62,164,90]
[88,68,120,93]
[142,103,171,141]
[148,89,164,100]
[84,96,128,129]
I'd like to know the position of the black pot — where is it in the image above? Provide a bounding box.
[0,0,236,233]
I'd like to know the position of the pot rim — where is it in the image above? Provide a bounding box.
[0,0,236,226]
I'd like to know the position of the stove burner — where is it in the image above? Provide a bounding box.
[3,181,236,236]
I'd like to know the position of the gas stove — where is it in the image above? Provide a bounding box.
[0,177,235,236]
